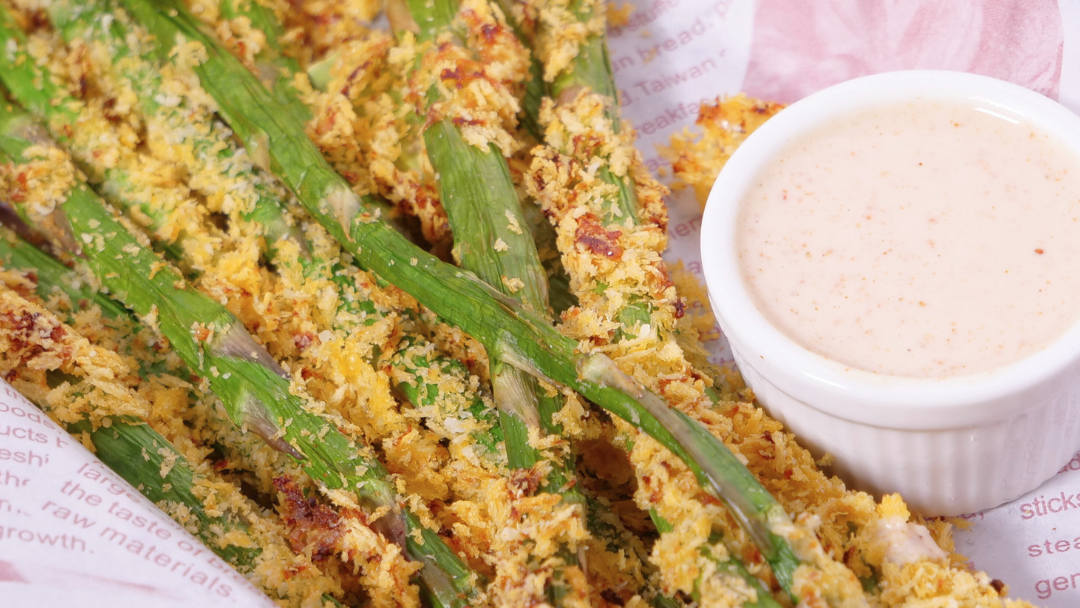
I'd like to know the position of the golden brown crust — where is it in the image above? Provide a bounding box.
[0,285,350,607]
[661,94,785,209]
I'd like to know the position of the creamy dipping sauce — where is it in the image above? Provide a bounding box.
[737,99,1080,378]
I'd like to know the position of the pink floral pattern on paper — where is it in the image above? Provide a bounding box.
[743,0,1063,104]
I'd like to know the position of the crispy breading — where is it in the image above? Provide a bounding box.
[606,2,632,28]
[0,288,148,424]
[297,34,454,249]
[308,0,534,254]
[15,24,230,273]
[531,0,606,83]
[661,94,785,209]
[0,284,349,608]
[283,0,380,60]
[392,0,532,156]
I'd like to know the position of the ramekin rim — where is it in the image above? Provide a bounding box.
[700,70,1080,429]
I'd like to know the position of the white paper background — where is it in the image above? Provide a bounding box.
[1,0,1076,605]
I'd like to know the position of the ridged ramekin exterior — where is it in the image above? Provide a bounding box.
[729,340,1080,516]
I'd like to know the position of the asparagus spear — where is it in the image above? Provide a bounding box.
[0,3,217,272]
[492,0,788,600]
[390,0,548,431]
[397,3,785,604]
[202,0,459,253]
[0,227,130,321]
[40,0,506,463]
[531,0,655,342]
[492,0,545,141]
[0,296,258,564]
[116,0,830,596]
[391,2,593,600]
[44,0,305,257]
[216,0,311,123]
[0,99,482,608]
[0,241,346,605]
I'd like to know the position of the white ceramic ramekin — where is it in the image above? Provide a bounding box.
[700,70,1080,517]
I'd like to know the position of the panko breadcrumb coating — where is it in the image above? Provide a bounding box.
[661,94,785,209]
[0,282,349,608]
[13,20,229,274]
[188,0,381,64]
[606,2,632,28]
[297,32,455,251]
[390,0,532,154]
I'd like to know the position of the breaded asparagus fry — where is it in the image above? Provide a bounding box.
[0,87,479,607]
[389,1,598,603]
[0,240,347,607]
[198,0,456,251]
